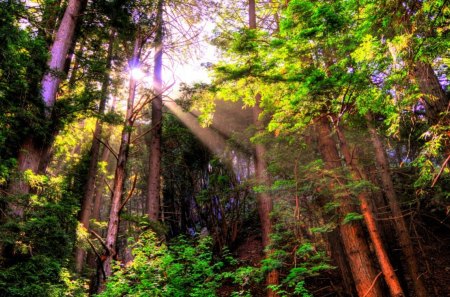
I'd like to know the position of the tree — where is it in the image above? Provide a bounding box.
[147,0,164,222]
[75,28,116,273]
[8,0,87,216]
[102,34,142,279]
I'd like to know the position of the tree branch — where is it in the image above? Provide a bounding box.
[119,174,138,213]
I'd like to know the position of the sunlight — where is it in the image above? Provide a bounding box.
[164,99,226,156]
[130,67,146,80]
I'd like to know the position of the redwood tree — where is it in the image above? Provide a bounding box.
[147,0,164,222]
[8,0,87,216]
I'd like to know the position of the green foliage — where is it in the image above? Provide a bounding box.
[0,172,86,296]
[342,212,364,224]
[98,232,225,297]
[0,1,48,160]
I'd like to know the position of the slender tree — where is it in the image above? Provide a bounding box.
[366,113,427,297]
[249,1,279,296]
[103,34,142,279]
[147,0,164,222]
[335,122,405,297]
[316,116,384,297]
[75,29,116,273]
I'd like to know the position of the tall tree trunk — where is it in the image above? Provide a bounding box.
[316,115,383,297]
[147,0,164,222]
[75,29,116,273]
[249,1,279,296]
[252,94,279,297]
[326,228,357,296]
[366,113,427,297]
[41,0,86,111]
[38,0,63,46]
[8,0,86,215]
[334,122,404,297]
[102,35,141,280]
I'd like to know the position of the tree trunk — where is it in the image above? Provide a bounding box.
[413,61,449,124]
[253,94,279,297]
[316,116,383,297]
[327,228,357,296]
[8,138,42,216]
[147,0,164,222]
[75,29,116,273]
[249,1,278,295]
[334,122,404,297]
[366,113,427,297]
[41,0,85,111]
[102,35,141,280]
[8,0,86,215]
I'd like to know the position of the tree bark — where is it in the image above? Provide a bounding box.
[8,0,86,216]
[253,94,279,297]
[366,113,427,297]
[316,115,383,297]
[413,61,449,124]
[41,0,85,111]
[102,35,141,280]
[249,1,279,295]
[147,0,164,222]
[75,29,116,273]
[334,122,404,297]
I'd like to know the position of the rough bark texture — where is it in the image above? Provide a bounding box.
[335,123,404,297]
[413,61,449,124]
[75,30,115,273]
[147,0,164,222]
[327,228,357,296]
[316,116,383,297]
[366,113,427,297]
[41,0,85,110]
[8,0,86,216]
[8,138,42,216]
[102,36,141,280]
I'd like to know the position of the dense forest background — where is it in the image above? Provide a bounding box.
[0,0,449,296]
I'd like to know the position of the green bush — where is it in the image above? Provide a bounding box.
[98,232,225,297]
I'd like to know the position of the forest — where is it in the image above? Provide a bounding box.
[0,0,449,296]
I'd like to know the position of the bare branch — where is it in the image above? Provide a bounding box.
[119,175,138,213]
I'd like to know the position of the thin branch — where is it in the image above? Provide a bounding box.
[131,119,162,144]
[90,230,109,254]
[119,175,138,213]
[431,154,450,187]
[87,237,101,259]
[362,271,383,297]
[87,238,107,281]
[95,135,118,161]
[104,177,114,195]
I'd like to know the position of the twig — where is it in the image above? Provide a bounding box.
[362,271,383,297]
[431,154,450,187]
[87,237,107,281]
[119,175,138,213]
[376,211,414,221]
[131,119,162,144]
[103,177,114,195]
[90,230,109,255]
[87,237,101,260]
[95,135,118,161]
